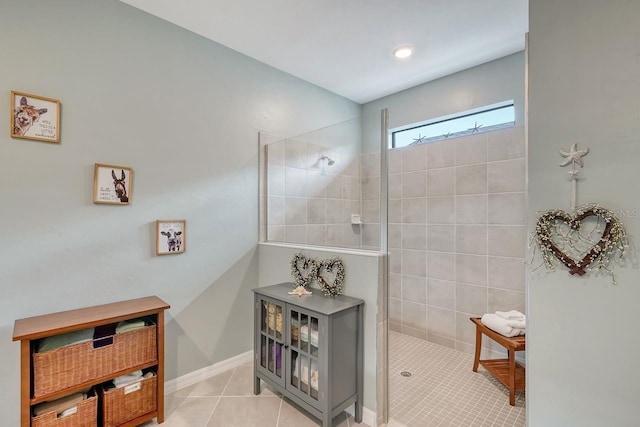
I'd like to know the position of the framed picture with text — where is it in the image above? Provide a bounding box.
[93,163,133,205]
[11,91,60,143]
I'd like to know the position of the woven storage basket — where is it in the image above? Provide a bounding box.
[101,375,157,427]
[33,325,157,398]
[31,393,97,427]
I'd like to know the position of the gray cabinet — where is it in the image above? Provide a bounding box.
[253,283,364,427]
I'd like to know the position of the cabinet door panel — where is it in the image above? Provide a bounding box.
[286,306,324,409]
[255,296,286,387]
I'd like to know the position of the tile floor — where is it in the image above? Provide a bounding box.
[143,362,368,427]
[388,331,525,427]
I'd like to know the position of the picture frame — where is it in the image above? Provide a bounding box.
[93,163,133,205]
[156,220,186,255]
[11,91,61,143]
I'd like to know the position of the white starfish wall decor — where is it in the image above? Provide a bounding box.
[559,142,589,209]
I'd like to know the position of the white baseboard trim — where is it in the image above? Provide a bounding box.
[345,404,378,427]
[164,350,253,395]
[164,350,377,426]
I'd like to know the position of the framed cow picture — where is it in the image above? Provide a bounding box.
[11,91,61,143]
[156,219,186,255]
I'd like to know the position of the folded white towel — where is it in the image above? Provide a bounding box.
[495,310,526,321]
[481,314,525,338]
[113,370,143,388]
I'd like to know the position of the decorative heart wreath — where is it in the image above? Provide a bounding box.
[290,252,318,288]
[531,204,628,284]
[317,257,345,297]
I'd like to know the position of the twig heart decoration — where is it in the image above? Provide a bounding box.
[317,257,345,297]
[290,253,318,289]
[532,204,628,283]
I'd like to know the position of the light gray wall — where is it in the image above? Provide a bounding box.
[0,0,359,423]
[528,1,640,426]
[362,52,525,154]
[258,243,382,413]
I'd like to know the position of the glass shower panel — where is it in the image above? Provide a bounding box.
[260,113,382,251]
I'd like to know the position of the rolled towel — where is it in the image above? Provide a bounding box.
[495,310,525,321]
[116,319,146,334]
[481,314,525,338]
[113,370,143,388]
[33,392,86,416]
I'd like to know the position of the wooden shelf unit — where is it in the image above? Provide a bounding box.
[13,296,170,427]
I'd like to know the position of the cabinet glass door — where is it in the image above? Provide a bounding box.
[288,307,322,407]
[257,297,285,385]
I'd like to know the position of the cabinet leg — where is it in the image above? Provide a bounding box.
[254,376,261,395]
[322,413,331,427]
[355,400,363,423]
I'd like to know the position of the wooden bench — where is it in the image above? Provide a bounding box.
[470,317,525,405]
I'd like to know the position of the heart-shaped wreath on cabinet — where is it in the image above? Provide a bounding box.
[290,252,318,288]
[317,257,346,297]
[531,204,628,283]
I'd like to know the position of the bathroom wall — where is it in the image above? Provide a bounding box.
[387,126,526,355]
[0,0,360,423]
[528,1,640,425]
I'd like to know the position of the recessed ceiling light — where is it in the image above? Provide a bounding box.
[393,46,413,59]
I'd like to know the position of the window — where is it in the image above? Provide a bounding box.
[390,101,515,148]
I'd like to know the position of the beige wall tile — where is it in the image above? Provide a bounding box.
[268,196,285,226]
[426,252,455,281]
[456,164,487,195]
[427,196,455,224]
[285,139,307,168]
[402,224,427,250]
[488,225,526,258]
[456,195,488,224]
[285,197,307,225]
[455,311,478,345]
[402,250,427,277]
[388,223,402,249]
[361,224,379,248]
[306,198,325,224]
[389,297,402,324]
[390,273,402,299]
[325,224,343,247]
[487,125,525,161]
[267,165,286,196]
[284,225,306,244]
[389,148,402,174]
[389,199,402,223]
[488,159,525,193]
[401,143,427,172]
[455,283,488,315]
[307,225,326,246]
[402,198,427,223]
[427,279,455,310]
[455,254,487,285]
[456,225,487,255]
[427,306,455,339]
[402,171,427,198]
[402,301,427,330]
[361,152,380,177]
[426,225,455,252]
[488,256,525,291]
[402,275,427,304]
[325,198,342,224]
[427,168,455,196]
[361,199,380,224]
[389,173,402,199]
[427,140,455,169]
[389,248,401,274]
[362,176,380,200]
[325,174,342,199]
[488,193,526,225]
[488,288,526,315]
[455,133,487,165]
[266,140,285,166]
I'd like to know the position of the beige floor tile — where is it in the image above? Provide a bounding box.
[206,396,282,427]
[224,363,276,396]
[277,398,349,427]
[146,395,219,427]
[172,369,233,397]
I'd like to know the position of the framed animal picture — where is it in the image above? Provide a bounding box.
[156,220,186,255]
[93,163,133,205]
[11,91,60,143]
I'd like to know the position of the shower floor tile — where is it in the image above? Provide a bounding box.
[388,331,525,427]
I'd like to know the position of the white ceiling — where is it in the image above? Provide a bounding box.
[119,0,528,104]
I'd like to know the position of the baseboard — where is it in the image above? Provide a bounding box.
[345,404,378,427]
[164,350,253,394]
[164,350,377,426]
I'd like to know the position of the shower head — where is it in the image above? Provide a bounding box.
[320,155,335,166]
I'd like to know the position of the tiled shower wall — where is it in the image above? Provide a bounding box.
[388,125,526,356]
[266,139,363,248]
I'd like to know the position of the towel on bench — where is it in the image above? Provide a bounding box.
[481,313,525,337]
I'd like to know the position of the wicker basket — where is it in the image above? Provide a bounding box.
[31,393,97,427]
[101,375,157,427]
[33,325,157,398]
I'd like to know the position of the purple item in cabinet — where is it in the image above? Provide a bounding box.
[272,343,282,369]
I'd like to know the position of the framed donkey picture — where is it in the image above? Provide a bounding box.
[11,91,61,143]
[93,163,133,205]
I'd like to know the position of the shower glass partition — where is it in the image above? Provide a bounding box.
[259,115,383,251]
